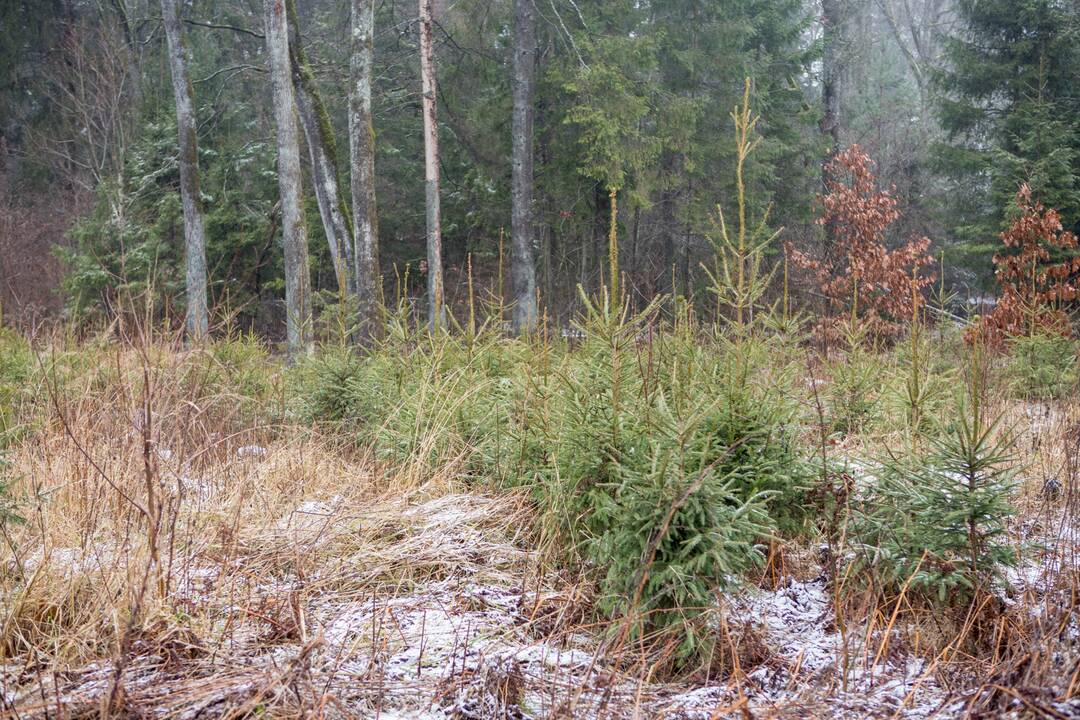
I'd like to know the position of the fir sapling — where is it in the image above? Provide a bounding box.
[598,396,771,661]
[853,347,1021,606]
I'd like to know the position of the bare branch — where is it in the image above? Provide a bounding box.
[183,18,264,39]
[194,63,266,83]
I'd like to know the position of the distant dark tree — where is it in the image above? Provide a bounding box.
[936,0,1080,275]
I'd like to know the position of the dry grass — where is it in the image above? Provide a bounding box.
[1,328,1078,719]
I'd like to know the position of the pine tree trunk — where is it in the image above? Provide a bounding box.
[419,0,444,332]
[285,0,354,300]
[659,151,678,299]
[536,117,554,318]
[264,0,311,354]
[592,183,605,292]
[350,0,381,341]
[161,0,208,339]
[821,0,843,257]
[509,0,537,334]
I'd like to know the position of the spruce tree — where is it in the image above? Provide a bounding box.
[936,0,1080,274]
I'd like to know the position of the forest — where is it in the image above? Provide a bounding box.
[1,0,1079,718]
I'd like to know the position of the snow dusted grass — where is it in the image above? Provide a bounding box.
[1,336,1078,718]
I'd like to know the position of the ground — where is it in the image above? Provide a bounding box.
[1,346,1078,719]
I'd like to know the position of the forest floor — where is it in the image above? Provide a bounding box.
[1,345,1079,719]
[3,440,1078,718]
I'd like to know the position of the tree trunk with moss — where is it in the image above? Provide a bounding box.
[509,0,537,333]
[419,0,444,332]
[350,0,381,341]
[285,0,354,299]
[160,0,208,339]
[264,0,311,354]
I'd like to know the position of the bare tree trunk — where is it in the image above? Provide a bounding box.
[161,0,208,339]
[682,175,692,301]
[419,0,444,332]
[536,115,555,318]
[509,0,537,333]
[285,0,354,299]
[659,151,678,299]
[821,0,844,257]
[350,0,381,341]
[109,0,142,107]
[264,0,311,354]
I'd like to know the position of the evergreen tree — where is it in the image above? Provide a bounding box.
[854,396,1020,605]
[3,0,818,329]
[936,0,1080,277]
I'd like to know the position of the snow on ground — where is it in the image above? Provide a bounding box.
[314,579,613,718]
[709,578,951,719]
[4,491,1078,719]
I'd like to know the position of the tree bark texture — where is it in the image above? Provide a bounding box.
[419,0,445,332]
[509,0,538,333]
[285,0,354,299]
[265,0,312,353]
[161,0,208,339]
[350,0,381,340]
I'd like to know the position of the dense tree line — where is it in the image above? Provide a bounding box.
[1,0,1079,340]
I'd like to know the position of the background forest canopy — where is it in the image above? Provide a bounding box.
[1,0,1080,339]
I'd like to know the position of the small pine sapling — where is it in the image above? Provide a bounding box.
[703,79,779,335]
[539,290,662,557]
[896,270,953,438]
[763,253,809,341]
[1004,332,1078,399]
[824,292,885,435]
[600,399,771,662]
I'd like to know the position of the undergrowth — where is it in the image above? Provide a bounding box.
[2,97,1075,702]
[1,294,1073,703]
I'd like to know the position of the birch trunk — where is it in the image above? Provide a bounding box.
[350,0,381,341]
[419,0,444,332]
[265,0,312,354]
[160,0,208,339]
[509,0,537,333]
[285,0,354,298]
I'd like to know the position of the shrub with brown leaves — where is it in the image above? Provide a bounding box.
[973,184,1080,345]
[789,145,934,344]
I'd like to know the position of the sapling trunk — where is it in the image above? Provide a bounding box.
[608,188,619,305]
